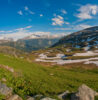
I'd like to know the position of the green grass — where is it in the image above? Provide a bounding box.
[0,53,98,99]
[0,94,5,100]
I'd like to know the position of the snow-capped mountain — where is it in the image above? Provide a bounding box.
[23,34,64,40]
[53,26,98,49]
[0,31,65,52]
[0,32,64,41]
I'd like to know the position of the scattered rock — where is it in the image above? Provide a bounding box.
[58,90,69,100]
[50,73,54,76]
[8,94,22,100]
[40,97,56,100]
[27,96,35,100]
[71,84,98,100]
[0,65,14,73]
[0,82,13,98]
[1,78,7,82]
[34,94,44,99]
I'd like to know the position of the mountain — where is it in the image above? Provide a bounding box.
[0,46,27,57]
[0,34,62,52]
[53,26,98,49]
[23,33,61,40]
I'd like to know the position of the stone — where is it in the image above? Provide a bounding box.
[58,90,69,100]
[0,82,12,98]
[40,97,56,100]
[8,94,22,100]
[71,84,98,100]
[34,94,44,99]
[1,78,7,82]
[27,97,35,100]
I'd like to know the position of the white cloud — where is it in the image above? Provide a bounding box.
[0,30,13,33]
[0,26,51,41]
[0,31,51,41]
[53,13,56,16]
[54,24,92,31]
[0,31,5,33]
[24,6,35,15]
[29,11,35,15]
[26,26,32,29]
[54,28,71,31]
[17,10,23,15]
[40,14,43,17]
[74,24,92,30]
[61,9,67,14]
[16,26,32,31]
[65,22,70,25]
[24,6,29,11]
[52,15,64,26]
[76,4,98,20]
[29,31,50,36]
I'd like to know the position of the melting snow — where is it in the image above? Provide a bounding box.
[35,51,98,66]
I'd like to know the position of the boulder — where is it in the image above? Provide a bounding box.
[71,84,98,100]
[58,90,69,100]
[34,94,44,99]
[0,82,12,98]
[8,94,22,100]
[1,78,7,82]
[27,97,35,100]
[40,97,56,100]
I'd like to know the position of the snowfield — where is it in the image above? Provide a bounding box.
[35,51,98,66]
[73,51,98,56]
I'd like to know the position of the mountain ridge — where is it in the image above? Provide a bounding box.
[53,26,98,49]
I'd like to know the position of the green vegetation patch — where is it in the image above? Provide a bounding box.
[0,53,98,99]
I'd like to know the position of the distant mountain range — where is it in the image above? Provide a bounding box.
[0,33,63,52]
[0,26,98,52]
[53,26,98,49]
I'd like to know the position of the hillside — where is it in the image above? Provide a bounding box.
[0,52,98,99]
[53,26,98,49]
[0,38,60,52]
[0,46,27,57]
[0,27,98,99]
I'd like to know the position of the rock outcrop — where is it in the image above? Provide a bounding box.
[0,82,22,100]
[71,84,98,100]
[0,65,14,73]
[0,82,12,98]
[40,97,56,100]
[58,90,69,100]
[8,94,22,100]
[27,97,35,100]
[0,82,98,100]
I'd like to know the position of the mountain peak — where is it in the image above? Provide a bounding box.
[53,26,98,49]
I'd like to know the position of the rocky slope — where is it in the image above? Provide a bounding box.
[53,26,98,49]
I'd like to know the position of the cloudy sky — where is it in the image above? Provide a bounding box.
[0,0,98,40]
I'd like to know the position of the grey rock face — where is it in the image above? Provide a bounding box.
[71,84,98,100]
[0,82,12,97]
[58,90,69,100]
[8,94,22,100]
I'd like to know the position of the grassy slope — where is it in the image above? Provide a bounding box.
[0,53,98,99]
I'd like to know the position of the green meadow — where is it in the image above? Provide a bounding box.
[0,53,98,99]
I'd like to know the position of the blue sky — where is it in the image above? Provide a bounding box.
[0,0,98,40]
